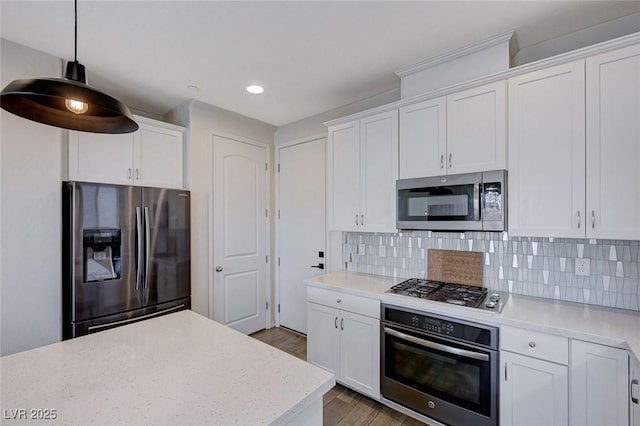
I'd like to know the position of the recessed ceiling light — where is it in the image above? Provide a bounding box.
[246,85,264,95]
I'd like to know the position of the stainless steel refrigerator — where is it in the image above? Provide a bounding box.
[62,181,190,339]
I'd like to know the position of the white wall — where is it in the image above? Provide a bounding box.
[1,39,64,356]
[274,88,400,146]
[165,100,276,318]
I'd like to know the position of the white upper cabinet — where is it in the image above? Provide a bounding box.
[327,110,398,232]
[446,80,506,174]
[399,96,446,179]
[508,61,586,238]
[586,44,640,240]
[399,81,506,178]
[134,122,185,189]
[68,131,135,185]
[327,121,360,231]
[69,116,185,189]
[359,111,398,232]
[509,44,640,239]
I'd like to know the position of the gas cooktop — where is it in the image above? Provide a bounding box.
[386,278,508,313]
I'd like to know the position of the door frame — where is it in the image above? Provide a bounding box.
[209,130,271,330]
[275,133,326,328]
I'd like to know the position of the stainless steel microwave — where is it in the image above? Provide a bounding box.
[396,170,506,231]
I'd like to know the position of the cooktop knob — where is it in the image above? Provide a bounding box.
[485,301,496,309]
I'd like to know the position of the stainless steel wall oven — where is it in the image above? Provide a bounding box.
[381,304,499,426]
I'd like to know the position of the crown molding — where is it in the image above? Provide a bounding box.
[325,31,640,128]
[395,30,516,78]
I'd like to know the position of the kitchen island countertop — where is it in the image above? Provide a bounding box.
[0,310,334,425]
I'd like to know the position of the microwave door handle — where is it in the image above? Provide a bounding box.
[135,207,143,291]
[384,327,489,362]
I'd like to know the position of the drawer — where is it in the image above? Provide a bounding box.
[307,286,380,319]
[501,325,569,365]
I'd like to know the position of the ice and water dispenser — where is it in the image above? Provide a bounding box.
[83,229,122,282]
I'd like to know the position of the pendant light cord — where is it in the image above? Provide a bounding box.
[74,0,77,62]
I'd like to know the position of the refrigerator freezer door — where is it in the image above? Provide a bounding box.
[71,297,190,337]
[141,187,191,307]
[65,182,143,323]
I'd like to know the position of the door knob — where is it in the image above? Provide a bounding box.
[310,263,324,270]
[215,266,223,272]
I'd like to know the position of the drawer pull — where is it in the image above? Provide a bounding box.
[336,299,341,303]
[528,341,536,348]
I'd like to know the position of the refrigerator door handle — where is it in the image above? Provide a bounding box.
[135,207,143,291]
[144,206,150,289]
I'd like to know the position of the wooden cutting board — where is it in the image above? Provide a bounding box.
[427,249,484,287]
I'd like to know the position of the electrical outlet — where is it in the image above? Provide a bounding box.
[575,258,590,276]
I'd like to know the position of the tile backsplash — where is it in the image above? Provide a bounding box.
[343,231,640,311]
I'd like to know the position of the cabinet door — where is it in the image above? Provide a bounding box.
[360,110,398,232]
[327,121,360,231]
[632,356,640,426]
[500,351,568,426]
[570,340,628,426]
[446,80,506,174]
[586,44,640,240]
[399,97,446,178]
[508,61,586,237]
[68,130,134,184]
[134,123,184,189]
[306,303,340,375]
[338,310,380,399]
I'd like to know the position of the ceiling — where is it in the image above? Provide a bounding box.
[2,1,640,127]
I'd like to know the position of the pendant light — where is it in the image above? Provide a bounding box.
[0,0,138,134]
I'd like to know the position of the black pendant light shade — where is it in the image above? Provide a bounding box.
[0,1,138,134]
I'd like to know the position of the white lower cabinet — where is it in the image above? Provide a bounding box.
[570,340,629,426]
[306,288,380,399]
[500,325,569,426]
[500,351,568,426]
[632,356,640,426]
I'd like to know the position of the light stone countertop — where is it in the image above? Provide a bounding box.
[0,310,335,425]
[305,271,640,363]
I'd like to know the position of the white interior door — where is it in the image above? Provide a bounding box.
[278,137,325,334]
[212,135,268,335]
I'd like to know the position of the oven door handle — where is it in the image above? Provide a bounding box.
[384,327,490,362]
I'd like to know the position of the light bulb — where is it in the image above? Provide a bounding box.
[246,85,264,94]
[65,99,89,114]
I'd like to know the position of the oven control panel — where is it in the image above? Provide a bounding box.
[383,305,497,349]
[410,315,455,336]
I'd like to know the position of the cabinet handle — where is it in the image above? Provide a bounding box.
[336,299,341,304]
[361,214,364,227]
[449,153,452,168]
[528,341,536,348]
[631,379,639,404]
[355,214,359,226]
[335,317,338,329]
[591,210,595,229]
[440,154,444,169]
[128,168,132,179]
[135,168,140,180]
[340,318,344,331]
[577,211,581,229]
[504,363,508,381]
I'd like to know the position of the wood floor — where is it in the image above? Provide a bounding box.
[250,327,427,426]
